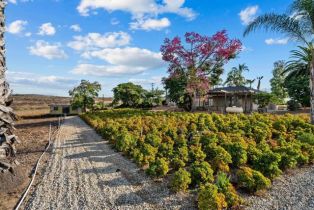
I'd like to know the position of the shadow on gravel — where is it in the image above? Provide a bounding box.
[62,121,196,210]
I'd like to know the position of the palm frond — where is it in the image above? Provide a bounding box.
[283,45,312,80]
[290,0,314,36]
[243,13,308,43]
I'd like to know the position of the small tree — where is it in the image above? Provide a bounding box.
[69,80,101,112]
[112,82,146,107]
[285,74,310,107]
[253,92,278,109]
[270,61,288,104]
[161,31,242,111]
[224,64,249,86]
[143,89,164,108]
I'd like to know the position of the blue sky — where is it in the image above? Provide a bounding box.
[5,0,298,96]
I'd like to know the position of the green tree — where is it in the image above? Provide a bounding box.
[284,45,312,80]
[224,64,249,86]
[163,72,188,109]
[270,61,288,104]
[243,0,314,123]
[285,74,310,107]
[69,80,101,112]
[143,89,164,108]
[253,92,278,108]
[112,82,146,107]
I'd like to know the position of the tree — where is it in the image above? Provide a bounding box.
[161,31,242,111]
[253,92,278,109]
[270,61,288,104]
[284,45,311,80]
[142,88,164,108]
[224,64,249,86]
[0,1,19,173]
[243,0,314,123]
[69,80,101,112]
[285,74,310,107]
[112,82,146,107]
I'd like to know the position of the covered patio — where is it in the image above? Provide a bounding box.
[206,86,261,113]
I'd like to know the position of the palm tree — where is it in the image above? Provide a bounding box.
[284,45,312,81]
[0,1,19,173]
[243,0,314,123]
[224,64,249,86]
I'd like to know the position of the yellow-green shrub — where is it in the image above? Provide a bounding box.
[198,184,227,210]
[170,168,191,192]
[237,166,271,193]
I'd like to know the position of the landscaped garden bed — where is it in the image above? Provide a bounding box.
[81,109,314,209]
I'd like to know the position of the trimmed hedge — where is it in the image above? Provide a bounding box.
[82,109,314,209]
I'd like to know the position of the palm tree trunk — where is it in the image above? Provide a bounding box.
[0,1,19,173]
[311,53,314,124]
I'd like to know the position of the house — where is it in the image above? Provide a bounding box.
[49,104,82,115]
[206,86,261,113]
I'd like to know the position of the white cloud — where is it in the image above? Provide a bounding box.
[130,17,170,31]
[29,40,68,59]
[7,20,28,34]
[8,71,78,90]
[38,22,56,36]
[239,5,259,25]
[72,47,165,77]
[82,47,164,69]
[76,0,196,20]
[72,64,145,76]
[265,38,289,45]
[7,0,33,3]
[25,32,32,37]
[129,76,163,85]
[70,24,82,32]
[68,32,131,51]
[7,0,17,4]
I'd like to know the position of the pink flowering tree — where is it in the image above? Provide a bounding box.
[161,30,242,111]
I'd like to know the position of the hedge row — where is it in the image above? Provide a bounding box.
[81,109,314,210]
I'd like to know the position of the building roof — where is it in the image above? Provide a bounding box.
[208,86,262,95]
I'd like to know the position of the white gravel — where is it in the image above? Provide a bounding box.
[245,165,314,210]
[24,116,195,210]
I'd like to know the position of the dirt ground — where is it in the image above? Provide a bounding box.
[0,117,59,210]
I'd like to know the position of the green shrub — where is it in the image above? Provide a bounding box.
[146,157,169,177]
[224,142,248,167]
[249,149,282,179]
[170,168,191,192]
[145,133,162,147]
[297,132,314,145]
[198,184,227,210]
[190,161,214,186]
[115,131,137,153]
[215,172,242,207]
[275,144,302,169]
[171,157,186,170]
[237,166,271,193]
[204,143,232,172]
[140,143,158,165]
[189,144,206,162]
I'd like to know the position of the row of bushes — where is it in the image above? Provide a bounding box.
[81,109,314,210]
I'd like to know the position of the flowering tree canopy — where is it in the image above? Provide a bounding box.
[161,31,242,110]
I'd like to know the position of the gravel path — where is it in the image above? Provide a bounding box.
[245,165,314,210]
[24,116,195,210]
